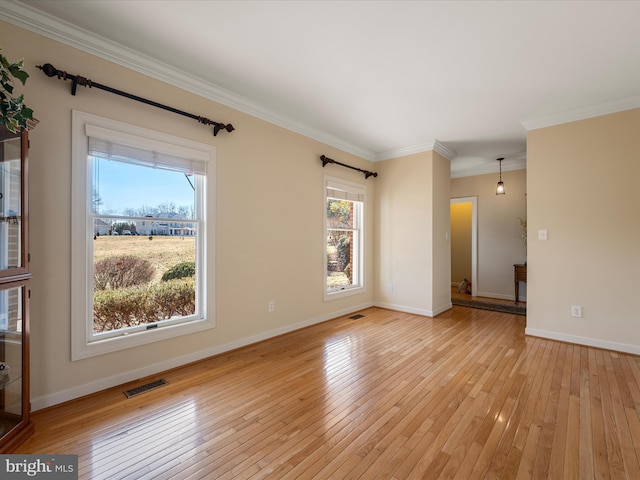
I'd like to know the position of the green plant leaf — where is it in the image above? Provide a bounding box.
[8,60,28,80]
[0,50,33,131]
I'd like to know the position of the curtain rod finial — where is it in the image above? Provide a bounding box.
[37,63,58,77]
[213,123,235,136]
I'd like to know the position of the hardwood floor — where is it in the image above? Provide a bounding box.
[16,306,640,479]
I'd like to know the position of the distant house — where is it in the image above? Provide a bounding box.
[135,213,195,236]
[135,216,155,236]
[94,218,110,236]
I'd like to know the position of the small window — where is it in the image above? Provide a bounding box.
[71,111,215,360]
[324,176,365,300]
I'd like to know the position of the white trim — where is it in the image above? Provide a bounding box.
[373,301,452,318]
[522,94,640,131]
[325,285,367,301]
[472,289,527,302]
[450,155,526,179]
[525,328,640,356]
[476,291,523,302]
[375,139,455,162]
[31,301,374,411]
[432,141,456,161]
[71,110,215,360]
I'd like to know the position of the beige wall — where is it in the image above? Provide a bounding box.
[10,16,639,409]
[3,22,377,408]
[450,169,527,299]
[526,108,640,354]
[450,202,472,284]
[373,150,451,316]
[432,151,451,310]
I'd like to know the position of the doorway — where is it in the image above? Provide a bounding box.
[450,197,477,296]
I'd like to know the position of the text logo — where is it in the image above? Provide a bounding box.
[0,455,78,479]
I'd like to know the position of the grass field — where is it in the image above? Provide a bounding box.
[94,235,195,283]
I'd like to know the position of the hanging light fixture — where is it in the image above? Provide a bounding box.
[496,157,505,195]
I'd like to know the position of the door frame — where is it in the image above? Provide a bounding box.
[450,196,478,296]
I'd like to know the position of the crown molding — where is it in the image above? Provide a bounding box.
[0,1,377,161]
[522,94,640,131]
[375,139,455,161]
[432,140,456,161]
[450,155,526,179]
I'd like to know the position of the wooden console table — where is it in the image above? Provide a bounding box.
[514,264,527,303]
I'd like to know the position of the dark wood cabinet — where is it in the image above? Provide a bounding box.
[514,264,527,304]
[0,126,33,452]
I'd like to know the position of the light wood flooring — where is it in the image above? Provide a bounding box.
[16,306,640,479]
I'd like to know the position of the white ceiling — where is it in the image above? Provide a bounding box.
[4,0,640,174]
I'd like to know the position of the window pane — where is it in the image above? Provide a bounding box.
[91,157,199,335]
[92,229,197,334]
[326,194,362,294]
[326,199,353,229]
[93,157,195,216]
[327,228,355,291]
[0,136,22,270]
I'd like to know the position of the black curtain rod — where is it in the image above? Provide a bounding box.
[37,63,234,137]
[320,155,377,179]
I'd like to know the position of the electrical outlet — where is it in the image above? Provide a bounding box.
[268,300,275,312]
[387,283,393,293]
[571,305,582,318]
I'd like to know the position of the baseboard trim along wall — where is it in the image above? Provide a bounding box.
[476,291,524,302]
[525,327,640,356]
[32,301,374,411]
[373,301,453,318]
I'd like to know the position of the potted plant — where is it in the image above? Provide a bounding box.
[0,49,33,133]
[519,217,527,263]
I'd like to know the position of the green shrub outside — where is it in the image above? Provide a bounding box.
[152,278,196,318]
[161,261,196,281]
[94,278,195,333]
[94,255,155,290]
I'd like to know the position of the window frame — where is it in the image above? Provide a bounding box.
[323,175,366,301]
[71,110,215,360]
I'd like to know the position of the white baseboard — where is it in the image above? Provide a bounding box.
[525,327,640,356]
[373,301,452,317]
[31,301,374,411]
[476,291,512,301]
[433,302,453,316]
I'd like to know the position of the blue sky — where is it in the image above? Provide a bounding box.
[93,159,195,215]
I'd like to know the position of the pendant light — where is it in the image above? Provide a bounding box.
[496,157,505,195]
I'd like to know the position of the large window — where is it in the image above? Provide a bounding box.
[324,176,365,300]
[71,111,215,360]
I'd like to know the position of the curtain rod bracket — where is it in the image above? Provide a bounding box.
[320,155,377,179]
[37,63,234,137]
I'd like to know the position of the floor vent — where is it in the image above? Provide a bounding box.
[124,379,168,398]
[349,314,365,320]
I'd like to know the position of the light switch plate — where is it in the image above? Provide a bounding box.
[538,229,548,240]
